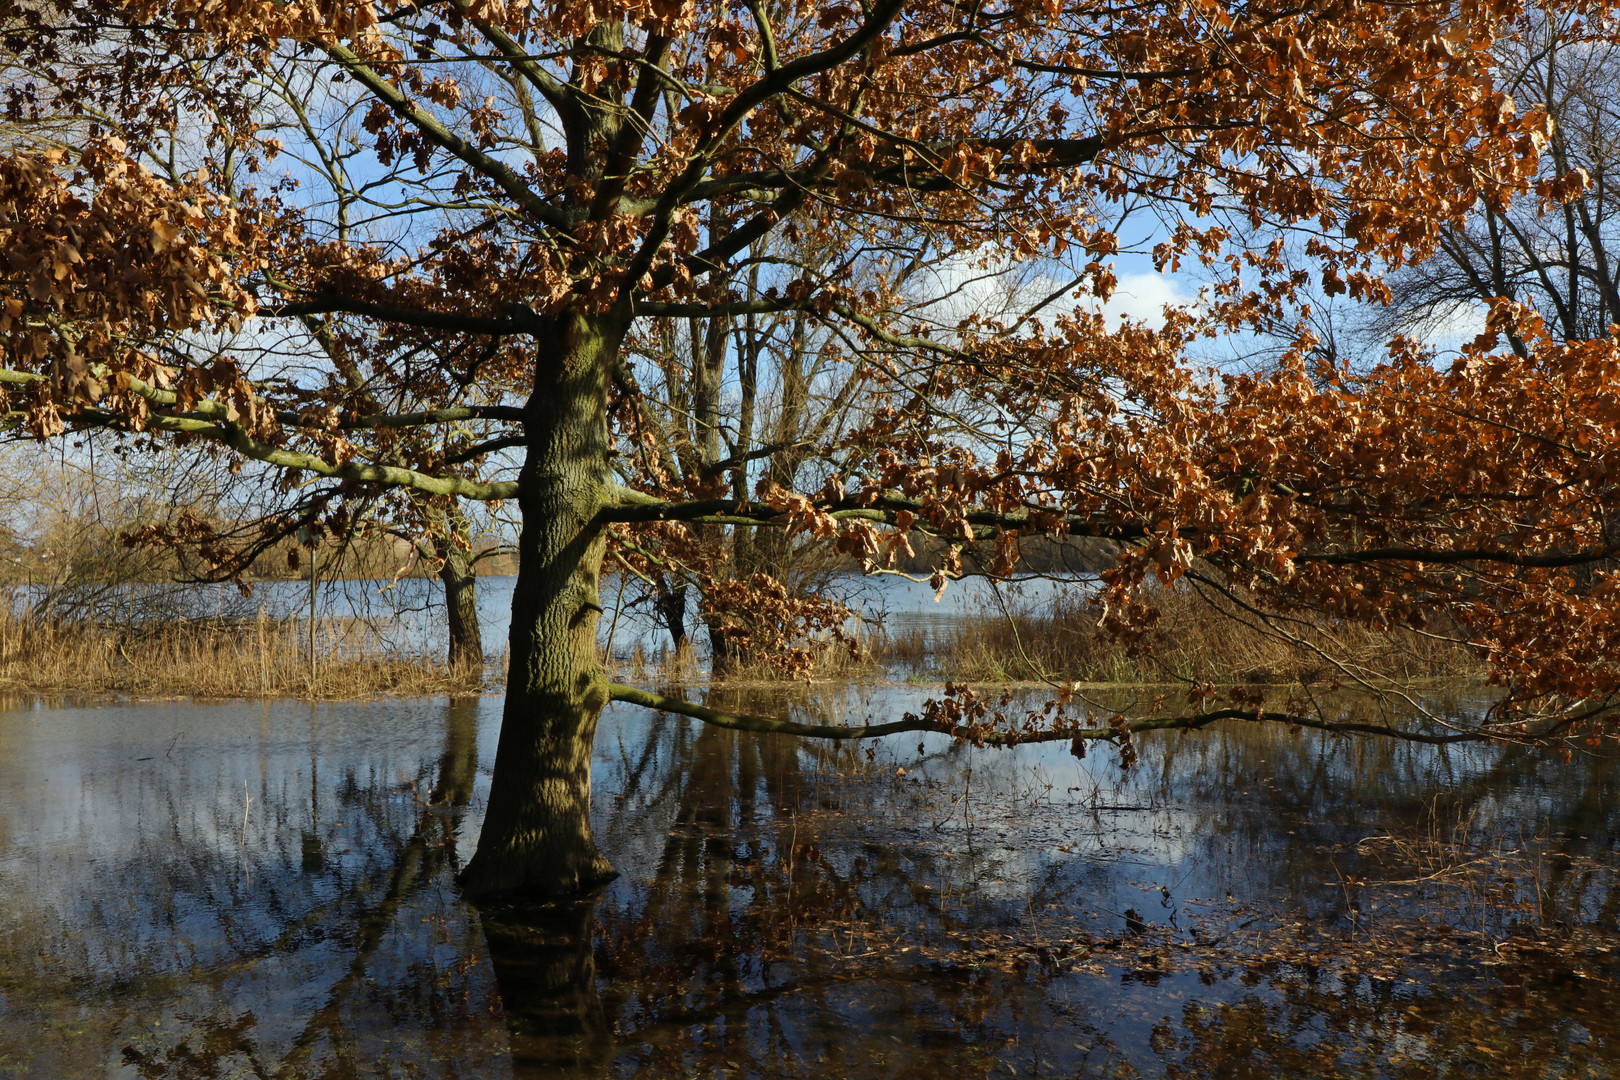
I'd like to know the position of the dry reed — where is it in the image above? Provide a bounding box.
[873,583,1484,686]
[0,606,492,699]
[0,578,1487,701]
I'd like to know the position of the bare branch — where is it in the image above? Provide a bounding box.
[609,684,1539,746]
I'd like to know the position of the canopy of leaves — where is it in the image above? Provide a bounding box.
[1,0,1617,744]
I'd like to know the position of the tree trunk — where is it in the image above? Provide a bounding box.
[704,610,735,672]
[431,696,480,809]
[442,555,482,667]
[460,313,624,899]
[431,503,484,669]
[654,576,688,652]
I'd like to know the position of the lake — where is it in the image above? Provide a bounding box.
[8,571,1087,668]
[2,685,1617,1078]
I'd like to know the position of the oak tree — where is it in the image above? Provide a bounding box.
[3,0,1617,899]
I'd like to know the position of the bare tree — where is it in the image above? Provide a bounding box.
[1368,13,1620,351]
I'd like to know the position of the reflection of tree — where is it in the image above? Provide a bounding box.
[275,697,492,1075]
[431,696,480,817]
[1122,718,1620,939]
[12,691,1620,1078]
[1153,962,1615,1080]
[533,690,1620,1078]
[7,700,500,1078]
[479,898,612,1075]
[503,688,1125,1078]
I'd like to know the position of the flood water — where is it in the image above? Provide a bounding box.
[8,571,1080,669]
[3,686,1619,1078]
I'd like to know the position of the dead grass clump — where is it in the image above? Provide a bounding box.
[610,640,704,686]
[0,607,492,699]
[877,583,1483,685]
[609,633,887,688]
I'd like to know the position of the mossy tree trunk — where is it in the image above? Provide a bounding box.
[459,312,625,899]
[426,501,484,669]
[441,550,482,668]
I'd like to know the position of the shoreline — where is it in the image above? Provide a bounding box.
[0,670,1492,706]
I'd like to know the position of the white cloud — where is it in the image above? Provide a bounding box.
[1086,270,1201,329]
[904,250,1200,333]
[1409,298,1489,352]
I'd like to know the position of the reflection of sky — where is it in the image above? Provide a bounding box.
[0,698,510,1079]
[4,689,1619,1077]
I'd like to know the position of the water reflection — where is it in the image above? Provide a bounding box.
[1,687,1618,1078]
[0,696,507,1078]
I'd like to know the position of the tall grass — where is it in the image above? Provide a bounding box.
[873,583,1483,685]
[0,607,492,699]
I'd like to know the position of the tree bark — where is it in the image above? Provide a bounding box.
[654,576,688,652]
[460,313,624,899]
[704,610,735,672]
[431,502,484,669]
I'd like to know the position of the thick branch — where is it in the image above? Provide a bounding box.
[0,369,525,431]
[346,404,527,429]
[163,415,521,500]
[637,298,816,319]
[600,487,1620,570]
[1298,544,1620,568]
[9,390,521,500]
[266,296,529,336]
[598,487,1138,537]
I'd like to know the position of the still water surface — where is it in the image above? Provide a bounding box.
[2,687,1619,1078]
[11,571,1076,666]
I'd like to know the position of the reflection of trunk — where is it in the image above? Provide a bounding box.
[281,701,480,1074]
[431,696,480,809]
[460,313,622,899]
[634,723,750,1001]
[481,897,611,1070]
[430,502,484,669]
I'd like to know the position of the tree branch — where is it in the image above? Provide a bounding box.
[162,414,522,500]
[617,0,906,300]
[455,0,582,138]
[10,391,522,501]
[442,433,527,465]
[266,296,529,336]
[608,684,1563,746]
[1298,544,1620,568]
[0,369,526,431]
[320,39,570,232]
[600,486,1620,571]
